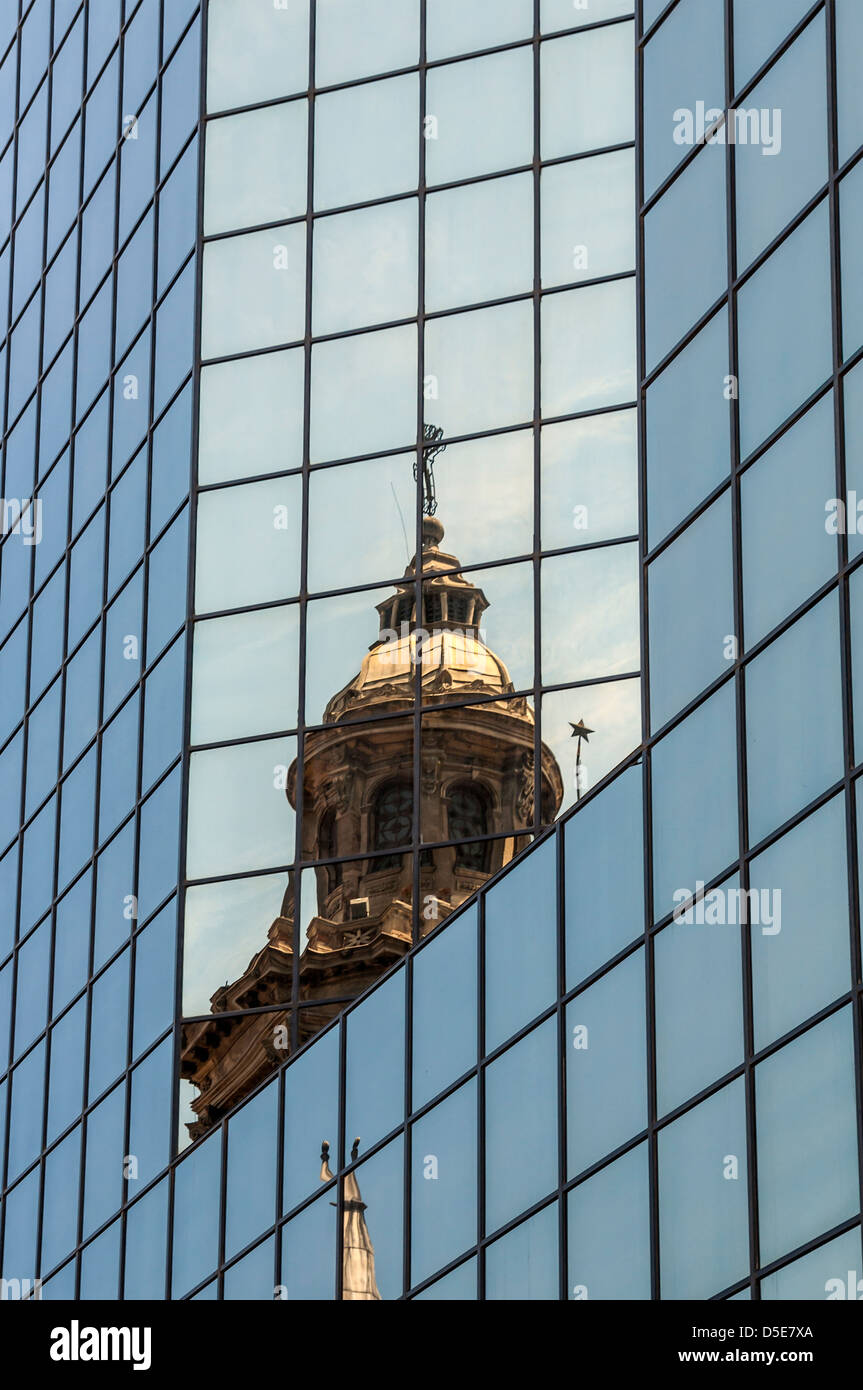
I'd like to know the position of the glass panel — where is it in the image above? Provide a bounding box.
[737,202,832,460]
[429,0,531,56]
[345,969,405,1152]
[426,49,533,186]
[310,324,417,464]
[761,1228,863,1301]
[567,1142,650,1300]
[224,1237,275,1300]
[280,1190,337,1301]
[191,606,300,744]
[316,0,419,85]
[181,873,289,1023]
[651,683,738,920]
[410,1079,477,1288]
[658,1079,749,1299]
[564,764,643,986]
[204,102,308,236]
[207,0,310,112]
[194,475,302,614]
[486,1018,558,1233]
[756,1008,859,1266]
[313,200,417,336]
[485,837,556,1053]
[735,15,827,272]
[186,737,297,879]
[841,160,863,363]
[742,393,836,647]
[541,22,634,160]
[566,949,646,1174]
[541,148,634,290]
[413,1257,476,1299]
[655,872,744,1116]
[343,1137,404,1300]
[198,348,304,488]
[542,280,636,416]
[751,795,850,1051]
[225,1082,279,1261]
[412,905,477,1110]
[541,409,637,551]
[542,543,640,686]
[283,1023,340,1214]
[486,1204,558,1301]
[647,309,732,546]
[426,301,533,438]
[201,224,306,359]
[648,495,734,731]
[733,0,813,93]
[123,1180,169,1300]
[172,1128,221,1296]
[643,0,724,197]
[306,453,414,593]
[426,173,533,312]
[836,0,863,165]
[645,147,727,371]
[314,75,418,211]
[745,594,843,845]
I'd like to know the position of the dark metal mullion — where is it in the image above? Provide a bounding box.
[531,0,542,844]
[825,0,863,1234]
[634,0,659,1303]
[722,0,760,1299]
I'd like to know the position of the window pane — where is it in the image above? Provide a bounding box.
[486,1204,558,1301]
[198,348,304,487]
[281,1191,337,1301]
[426,173,533,312]
[566,951,646,1174]
[346,970,405,1151]
[648,494,734,731]
[737,203,832,460]
[410,1079,477,1287]
[316,0,419,85]
[283,1023,340,1214]
[207,0,309,112]
[541,148,635,289]
[542,544,640,685]
[646,310,731,547]
[751,795,850,1051]
[542,280,636,416]
[568,1142,650,1301]
[651,683,738,920]
[733,0,812,93]
[412,905,477,1110]
[746,594,843,845]
[841,160,863,363]
[204,102,308,236]
[735,16,827,272]
[191,606,300,744]
[565,764,644,987]
[658,1079,749,1299]
[194,475,303,614]
[756,1008,859,1265]
[485,837,556,1052]
[426,301,533,437]
[345,1137,404,1299]
[186,737,297,879]
[486,1019,557,1233]
[313,200,417,335]
[655,873,744,1116]
[760,1228,863,1301]
[426,49,533,185]
[201,225,306,358]
[742,393,836,647]
[542,409,638,552]
[314,75,418,211]
[225,1082,278,1260]
[310,324,417,463]
[645,147,727,371]
[541,22,634,160]
[430,0,531,56]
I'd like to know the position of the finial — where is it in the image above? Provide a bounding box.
[351,1137,361,1162]
[415,424,446,517]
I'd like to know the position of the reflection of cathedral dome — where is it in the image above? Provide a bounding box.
[181,510,563,1141]
[325,515,531,722]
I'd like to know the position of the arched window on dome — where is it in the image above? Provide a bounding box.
[372,780,412,870]
[448,783,491,871]
[319,807,342,892]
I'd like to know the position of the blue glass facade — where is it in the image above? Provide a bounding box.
[0,0,861,1304]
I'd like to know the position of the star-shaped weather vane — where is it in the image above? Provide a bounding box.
[569,719,594,801]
